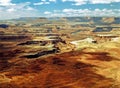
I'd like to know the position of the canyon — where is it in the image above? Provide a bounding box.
[0,17,120,88]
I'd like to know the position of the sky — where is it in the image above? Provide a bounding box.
[0,0,120,19]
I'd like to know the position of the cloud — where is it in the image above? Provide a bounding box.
[44,11,51,14]
[34,2,50,5]
[0,2,40,20]
[44,8,120,17]
[0,0,15,6]
[34,0,56,5]
[7,8,15,12]
[90,0,120,4]
[65,9,120,16]
[63,0,88,5]
[49,0,56,2]
[62,8,120,16]
[62,0,120,5]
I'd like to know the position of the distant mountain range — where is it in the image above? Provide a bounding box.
[62,17,120,24]
[0,17,120,25]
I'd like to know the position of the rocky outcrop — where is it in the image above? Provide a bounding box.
[54,40,75,52]
[18,41,47,46]
[22,48,58,58]
[102,17,115,24]
[0,35,29,41]
[19,36,75,58]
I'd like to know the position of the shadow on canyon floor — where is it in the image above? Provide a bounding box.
[0,50,118,88]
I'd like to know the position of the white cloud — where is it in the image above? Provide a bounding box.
[49,13,65,17]
[7,8,15,12]
[34,2,50,5]
[63,8,120,16]
[34,0,56,5]
[44,11,51,14]
[0,0,15,6]
[62,0,120,5]
[49,0,56,2]
[0,2,40,20]
[90,0,120,4]
[26,7,35,11]
[44,8,120,17]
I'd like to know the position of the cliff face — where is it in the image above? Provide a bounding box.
[16,35,75,58]
[54,41,75,52]
[102,17,115,23]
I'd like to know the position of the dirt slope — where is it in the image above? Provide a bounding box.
[0,48,120,88]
